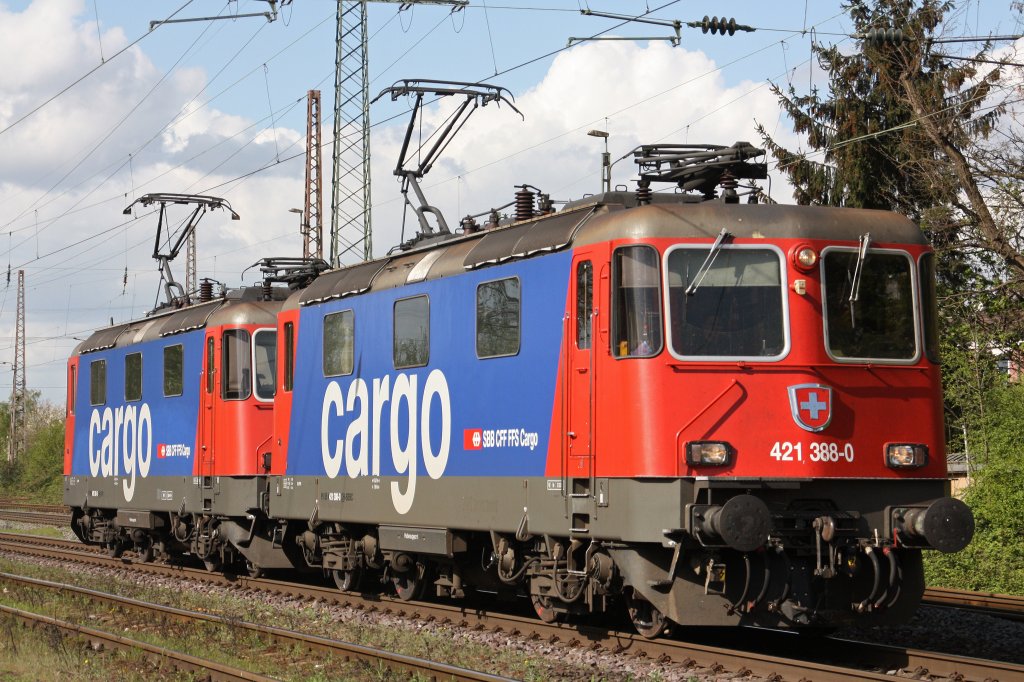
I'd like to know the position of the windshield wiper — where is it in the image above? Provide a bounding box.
[686,228,732,296]
[849,232,872,303]
[848,232,871,327]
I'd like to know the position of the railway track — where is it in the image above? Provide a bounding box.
[0,501,69,514]
[1,532,1022,681]
[0,509,72,526]
[0,570,514,682]
[922,586,1024,622]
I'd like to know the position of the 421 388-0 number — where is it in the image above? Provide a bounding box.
[769,441,855,463]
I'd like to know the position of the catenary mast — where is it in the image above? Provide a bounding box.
[328,0,467,266]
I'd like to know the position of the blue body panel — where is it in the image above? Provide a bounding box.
[287,253,571,483]
[71,332,203,495]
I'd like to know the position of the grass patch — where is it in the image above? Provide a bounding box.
[0,525,70,539]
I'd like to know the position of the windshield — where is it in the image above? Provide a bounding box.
[613,246,663,358]
[222,329,252,400]
[666,247,785,359]
[822,249,916,361]
[253,329,277,401]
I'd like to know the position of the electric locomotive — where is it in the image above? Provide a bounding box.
[64,84,973,637]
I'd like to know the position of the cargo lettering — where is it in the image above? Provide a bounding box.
[321,369,451,515]
[88,403,153,503]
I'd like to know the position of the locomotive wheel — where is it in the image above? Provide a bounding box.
[531,595,562,624]
[203,559,222,573]
[107,541,127,559]
[333,567,363,592]
[626,592,673,639]
[138,544,155,563]
[391,563,427,601]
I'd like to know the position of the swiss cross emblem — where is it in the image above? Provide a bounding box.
[787,384,833,432]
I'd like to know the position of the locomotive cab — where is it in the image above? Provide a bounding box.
[64,286,302,574]
[197,306,279,478]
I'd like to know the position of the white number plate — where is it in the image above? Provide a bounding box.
[769,441,855,463]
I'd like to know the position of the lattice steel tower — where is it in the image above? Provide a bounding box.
[8,270,25,463]
[329,0,466,266]
[304,89,324,260]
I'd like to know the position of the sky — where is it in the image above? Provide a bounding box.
[0,0,1018,403]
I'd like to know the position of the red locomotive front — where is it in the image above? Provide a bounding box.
[544,195,971,633]
[585,219,946,481]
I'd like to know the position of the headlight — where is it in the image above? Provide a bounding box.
[885,443,928,469]
[791,244,818,270]
[685,441,732,466]
[796,247,817,267]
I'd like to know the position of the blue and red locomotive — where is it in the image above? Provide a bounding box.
[63,90,973,636]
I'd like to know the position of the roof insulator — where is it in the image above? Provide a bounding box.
[861,27,909,45]
[687,16,755,36]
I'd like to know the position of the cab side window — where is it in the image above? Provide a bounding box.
[283,322,295,392]
[67,365,76,416]
[206,338,215,394]
[576,262,592,350]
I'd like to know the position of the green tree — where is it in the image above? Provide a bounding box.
[0,393,66,503]
[926,385,1024,594]
[20,415,64,502]
[756,1,966,214]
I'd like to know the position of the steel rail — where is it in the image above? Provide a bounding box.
[0,604,277,682]
[3,534,1023,681]
[0,510,71,525]
[0,571,515,682]
[0,502,69,514]
[922,586,1024,622]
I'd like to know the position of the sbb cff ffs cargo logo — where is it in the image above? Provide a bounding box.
[788,384,833,432]
[157,444,192,459]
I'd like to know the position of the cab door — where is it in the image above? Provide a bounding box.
[63,361,77,475]
[198,333,217,484]
[565,257,594,476]
[270,315,297,475]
